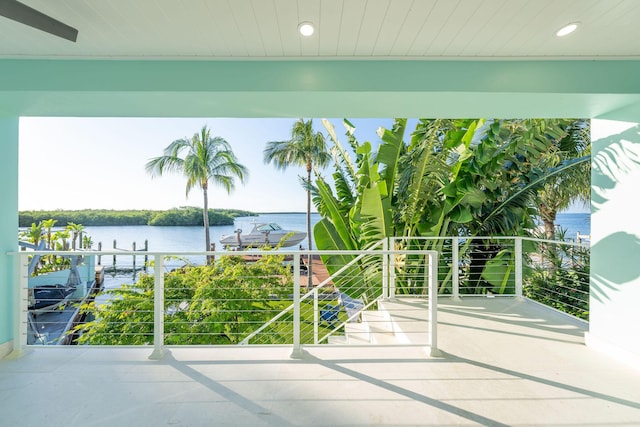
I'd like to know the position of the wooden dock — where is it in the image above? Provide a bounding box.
[239,253,332,287]
[304,255,331,287]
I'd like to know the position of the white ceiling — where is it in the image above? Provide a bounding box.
[2,0,640,60]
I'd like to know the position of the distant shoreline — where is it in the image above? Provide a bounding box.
[19,207,257,227]
[256,212,320,215]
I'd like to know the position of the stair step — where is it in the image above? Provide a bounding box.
[333,297,431,346]
[378,298,430,345]
[361,310,393,333]
[345,322,372,344]
[327,335,348,345]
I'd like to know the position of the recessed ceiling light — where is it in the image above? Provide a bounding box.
[298,22,314,37]
[556,22,579,37]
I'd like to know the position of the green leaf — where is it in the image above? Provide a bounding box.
[450,206,473,223]
[460,188,487,208]
[315,178,355,250]
[482,250,515,294]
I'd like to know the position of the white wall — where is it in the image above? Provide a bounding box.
[587,119,640,366]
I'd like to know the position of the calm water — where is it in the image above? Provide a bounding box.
[551,212,591,240]
[84,212,590,255]
[79,211,587,298]
[85,213,322,253]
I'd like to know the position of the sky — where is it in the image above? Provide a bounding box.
[18,117,590,214]
[18,117,394,213]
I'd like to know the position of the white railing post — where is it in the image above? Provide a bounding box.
[515,237,523,297]
[8,253,28,358]
[452,237,459,299]
[389,238,396,299]
[290,254,303,358]
[382,238,389,299]
[428,250,441,357]
[313,288,319,345]
[149,255,165,360]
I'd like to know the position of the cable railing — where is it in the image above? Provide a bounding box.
[10,246,439,358]
[9,235,588,357]
[521,237,590,320]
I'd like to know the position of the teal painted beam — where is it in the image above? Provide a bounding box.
[2,60,640,93]
[0,117,18,347]
[1,60,640,119]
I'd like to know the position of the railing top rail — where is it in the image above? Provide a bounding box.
[392,235,589,248]
[519,236,590,248]
[8,249,439,257]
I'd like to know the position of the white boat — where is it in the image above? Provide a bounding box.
[220,223,307,248]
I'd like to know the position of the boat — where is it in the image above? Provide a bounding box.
[28,284,76,312]
[220,223,307,249]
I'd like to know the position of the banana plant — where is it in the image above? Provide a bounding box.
[312,118,590,298]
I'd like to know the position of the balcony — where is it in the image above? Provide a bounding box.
[3,238,640,425]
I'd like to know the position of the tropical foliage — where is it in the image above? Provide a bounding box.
[523,228,590,320]
[73,252,293,345]
[18,219,94,275]
[146,126,248,254]
[313,118,590,298]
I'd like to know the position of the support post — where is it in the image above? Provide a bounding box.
[7,254,29,358]
[313,288,319,345]
[515,237,523,297]
[389,238,396,299]
[144,240,148,271]
[149,255,166,360]
[290,254,303,358]
[452,237,460,299]
[428,251,441,357]
[382,238,389,299]
[132,241,136,273]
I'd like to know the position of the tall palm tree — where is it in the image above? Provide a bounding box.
[146,126,248,256]
[264,119,330,289]
[537,119,591,239]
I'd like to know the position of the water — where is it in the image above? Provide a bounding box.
[83,212,590,256]
[547,213,591,241]
[81,211,588,294]
[85,213,322,253]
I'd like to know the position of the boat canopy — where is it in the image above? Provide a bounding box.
[255,223,283,232]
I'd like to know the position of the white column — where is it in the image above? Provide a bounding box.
[586,119,640,366]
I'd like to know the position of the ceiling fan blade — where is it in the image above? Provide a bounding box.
[0,0,78,42]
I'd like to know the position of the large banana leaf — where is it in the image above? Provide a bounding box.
[313,218,373,298]
[376,119,406,193]
[357,183,392,246]
[315,177,355,250]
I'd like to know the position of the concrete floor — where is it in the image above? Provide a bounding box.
[1,297,639,426]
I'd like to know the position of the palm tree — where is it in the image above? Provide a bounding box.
[41,218,58,249]
[66,222,85,250]
[23,222,43,246]
[537,120,591,239]
[146,126,248,256]
[264,118,331,289]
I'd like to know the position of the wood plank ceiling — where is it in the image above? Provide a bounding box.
[1,0,639,59]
